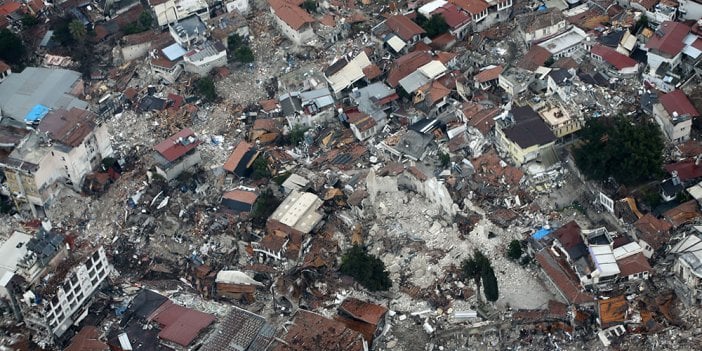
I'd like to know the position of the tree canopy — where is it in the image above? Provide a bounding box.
[573,116,664,186]
[195,77,217,102]
[340,245,392,291]
[415,14,449,37]
[0,29,25,65]
[234,46,254,63]
[251,156,271,180]
[68,20,87,42]
[482,265,499,302]
[507,240,522,260]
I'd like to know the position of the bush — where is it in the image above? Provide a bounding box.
[340,245,392,291]
[507,240,522,260]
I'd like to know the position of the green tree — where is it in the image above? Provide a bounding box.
[251,156,271,180]
[0,29,24,65]
[507,240,522,260]
[196,77,217,102]
[422,14,449,37]
[573,116,664,186]
[251,189,281,224]
[340,245,392,291]
[288,124,308,145]
[462,250,490,302]
[139,11,153,28]
[68,20,87,42]
[234,46,254,63]
[439,152,450,168]
[228,34,243,50]
[301,0,317,12]
[21,14,39,28]
[482,265,499,302]
[544,56,555,67]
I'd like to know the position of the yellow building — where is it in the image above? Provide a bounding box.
[496,106,557,166]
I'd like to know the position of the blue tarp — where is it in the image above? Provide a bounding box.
[532,227,552,240]
[24,104,50,123]
[537,5,548,11]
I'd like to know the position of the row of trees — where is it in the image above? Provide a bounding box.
[462,250,499,302]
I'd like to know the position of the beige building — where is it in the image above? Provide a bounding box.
[1,108,113,216]
[539,104,583,138]
[268,0,316,45]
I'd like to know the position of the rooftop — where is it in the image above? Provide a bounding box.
[503,106,557,149]
[268,0,315,30]
[38,108,96,148]
[538,27,587,55]
[150,300,216,347]
[647,21,689,57]
[384,14,426,42]
[0,67,87,123]
[671,232,702,277]
[616,252,651,277]
[535,248,594,305]
[449,0,489,14]
[273,310,365,351]
[517,45,552,71]
[517,8,566,35]
[598,295,627,328]
[200,306,274,351]
[660,89,699,117]
[591,44,638,70]
[223,141,258,175]
[65,326,109,351]
[154,128,201,162]
[223,190,258,205]
[338,298,388,325]
[269,190,323,234]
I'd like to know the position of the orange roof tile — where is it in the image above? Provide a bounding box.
[223,141,253,173]
[269,0,315,30]
[474,65,504,83]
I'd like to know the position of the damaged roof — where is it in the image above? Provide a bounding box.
[634,213,672,250]
[274,310,365,351]
[338,298,388,325]
[38,107,96,148]
[646,21,690,57]
[200,306,274,351]
[268,0,315,30]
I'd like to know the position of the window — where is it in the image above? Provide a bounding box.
[70,274,78,286]
[76,292,84,302]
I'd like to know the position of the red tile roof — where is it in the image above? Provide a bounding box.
[462,102,500,135]
[474,65,504,83]
[664,159,702,181]
[517,45,552,71]
[385,14,426,42]
[338,298,388,325]
[223,190,258,205]
[535,249,594,305]
[590,44,638,70]
[65,326,109,351]
[646,21,690,57]
[660,89,700,117]
[432,4,471,29]
[449,0,489,15]
[0,2,22,16]
[154,128,201,162]
[634,213,672,250]
[419,80,451,106]
[223,141,253,173]
[269,0,315,30]
[633,0,658,11]
[150,301,215,347]
[362,64,382,80]
[552,220,583,250]
[616,252,651,277]
[386,51,433,87]
[259,99,280,112]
